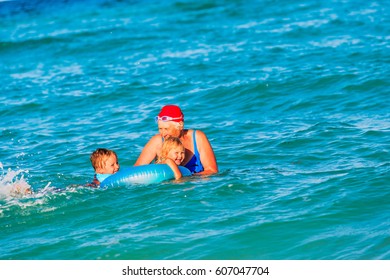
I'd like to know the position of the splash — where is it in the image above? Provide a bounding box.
[0,163,32,198]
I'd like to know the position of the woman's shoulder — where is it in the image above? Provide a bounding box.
[184,129,208,139]
[191,129,207,138]
[185,129,209,148]
[185,129,203,136]
[150,133,163,142]
[144,134,163,150]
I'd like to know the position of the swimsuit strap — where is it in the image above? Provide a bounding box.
[183,130,204,173]
[192,130,199,157]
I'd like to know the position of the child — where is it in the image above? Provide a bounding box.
[11,184,32,196]
[0,164,32,197]
[90,148,120,187]
[156,137,185,179]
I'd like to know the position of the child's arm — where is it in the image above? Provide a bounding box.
[164,159,182,180]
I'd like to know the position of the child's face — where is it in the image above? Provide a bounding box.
[167,146,185,165]
[96,154,119,174]
[12,184,32,196]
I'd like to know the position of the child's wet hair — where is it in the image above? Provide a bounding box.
[90,148,117,171]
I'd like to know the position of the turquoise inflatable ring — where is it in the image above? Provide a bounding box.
[100,164,192,188]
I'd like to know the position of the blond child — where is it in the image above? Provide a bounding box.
[156,137,185,180]
[11,184,32,196]
[90,148,120,186]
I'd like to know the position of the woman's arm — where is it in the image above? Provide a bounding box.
[196,130,218,175]
[134,134,161,166]
[165,158,182,179]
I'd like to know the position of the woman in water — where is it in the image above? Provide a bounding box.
[134,105,218,175]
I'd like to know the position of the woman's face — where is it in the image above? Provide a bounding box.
[158,121,182,139]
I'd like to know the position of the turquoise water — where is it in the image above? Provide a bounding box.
[1,0,389,260]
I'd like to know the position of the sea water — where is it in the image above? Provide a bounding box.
[0,0,389,260]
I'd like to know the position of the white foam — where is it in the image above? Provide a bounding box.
[0,164,32,198]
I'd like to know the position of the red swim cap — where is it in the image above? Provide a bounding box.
[157,105,184,122]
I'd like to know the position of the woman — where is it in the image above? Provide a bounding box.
[134,105,218,175]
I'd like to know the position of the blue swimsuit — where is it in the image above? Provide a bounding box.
[184,130,204,174]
